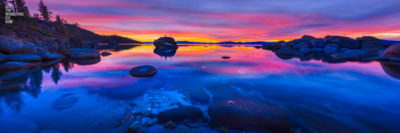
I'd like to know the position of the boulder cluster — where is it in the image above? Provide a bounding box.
[262,35,394,63]
[0,35,102,71]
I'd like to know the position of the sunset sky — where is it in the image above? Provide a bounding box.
[26,0,400,42]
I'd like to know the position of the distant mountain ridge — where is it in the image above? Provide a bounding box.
[144,39,400,45]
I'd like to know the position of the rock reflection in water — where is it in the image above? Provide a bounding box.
[380,61,400,79]
[153,48,177,58]
[0,59,74,112]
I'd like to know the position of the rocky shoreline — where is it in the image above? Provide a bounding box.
[262,35,400,63]
[0,35,131,73]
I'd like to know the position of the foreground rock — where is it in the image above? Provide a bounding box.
[7,54,42,62]
[382,43,400,57]
[157,106,203,123]
[40,52,64,60]
[0,53,6,63]
[129,65,157,78]
[0,62,39,71]
[154,37,178,49]
[0,36,42,54]
[69,48,100,59]
[208,98,291,133]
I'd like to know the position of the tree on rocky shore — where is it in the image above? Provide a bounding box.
[0,0,6,22]
[38,0,51,21]
[15,0,30,17]
[55,15,68,36]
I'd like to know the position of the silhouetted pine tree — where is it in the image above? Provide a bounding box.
[38,0,51,21]
[0,0,6,22]
[55,15,69,37]
[33,13,40,19]
[15,0,29,17]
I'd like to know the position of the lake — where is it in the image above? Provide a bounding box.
[1,44,400,133]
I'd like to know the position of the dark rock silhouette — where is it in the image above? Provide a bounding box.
[382,43,400,57]
[69,48,100,59]
[263,35,393,63]
[325,36,360,49]
[154,37,178,49]
[208,98,291,133]
[129,65,157,78]
[221,56,231,59]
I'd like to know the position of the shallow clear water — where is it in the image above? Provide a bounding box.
[1,44,400,133]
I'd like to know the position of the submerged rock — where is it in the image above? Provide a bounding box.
[382,43,400,57]
[154,37,178,49]
[52,94,79,110]
[7,54,42,62]
[208,98,291,133]
[69,48,100,59]
[129,65,157,78]
[157,106,203,123]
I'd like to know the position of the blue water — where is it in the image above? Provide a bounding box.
[0,44,399,133]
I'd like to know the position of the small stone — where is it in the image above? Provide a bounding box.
[101,51,112,56]
[129,65,157,78]
[221,56,231,59]
[164,121,177,129]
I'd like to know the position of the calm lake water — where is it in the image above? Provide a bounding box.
[1,44,400,133]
